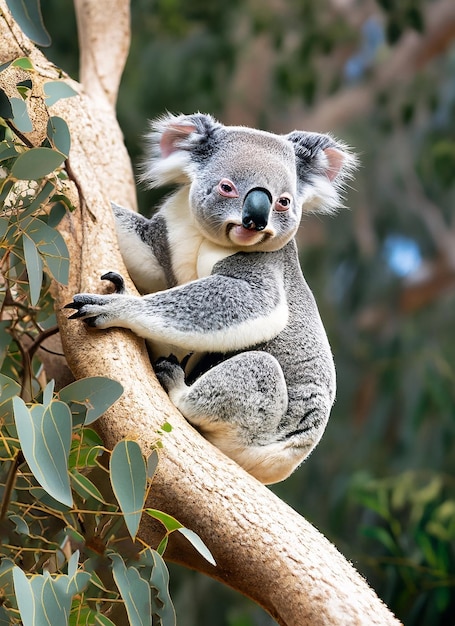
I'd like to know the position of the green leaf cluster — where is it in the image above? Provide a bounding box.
[0,53,214,626]
[351,471,455,623]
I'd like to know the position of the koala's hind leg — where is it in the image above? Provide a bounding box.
[155,351,290,479]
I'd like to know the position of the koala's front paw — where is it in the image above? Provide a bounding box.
[64,272,127,327]
[154,355,186,393]
[64,293,118,327]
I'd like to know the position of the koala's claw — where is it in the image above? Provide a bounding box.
[100,271,126,294]
[64,295,94,320]
[64,293,113,326]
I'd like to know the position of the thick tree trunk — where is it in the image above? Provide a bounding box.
[0,2,400,624]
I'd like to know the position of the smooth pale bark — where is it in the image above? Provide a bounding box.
[0,2,400,624]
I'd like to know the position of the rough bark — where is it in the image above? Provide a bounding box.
[0,2,401,624]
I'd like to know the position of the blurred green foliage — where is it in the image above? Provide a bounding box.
[39,1,455,624]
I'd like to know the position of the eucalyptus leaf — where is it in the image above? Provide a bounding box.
[13,397,73,507]
[147,449,159,480]
[9,97,33,133]
[148,549,177,626]
[177,527,216,566]
[145,508,182,533]
[6,1,51,47]
[0,326,13,371]
[58,376,123,425]
[8,514,30,536]
[12,568,34,626]
[0,558,15,595]
[17,180,56,220]
[70,469,105,503]
[0,88,13,119]
[22,235,43,306]
[47,116,71,157]
[110,440,147,540]
[94,613,117,626]
[0,606,13,625]
[0,179,15,204]
[0,60,13,74]
[0,217,10,241]
[20,216,69,284]
[64,569,91,597]
[47,201,68,228]
[11,57,35,70]
[44,81,77,107]
[0,373,21,403]
[67,550,79,579]
[11,147,66,181]
[111,554,152,626]
[42,379,55,408]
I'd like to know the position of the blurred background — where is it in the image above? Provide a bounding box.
[42,1,455,624]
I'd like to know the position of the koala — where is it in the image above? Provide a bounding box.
[65,113,356,484]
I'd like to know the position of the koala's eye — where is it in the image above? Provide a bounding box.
[275,193,292,212]
[217,179,239,198]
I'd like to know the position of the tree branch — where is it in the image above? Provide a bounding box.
[0,2,400,623]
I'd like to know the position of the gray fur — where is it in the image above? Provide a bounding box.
[67,113,356,484]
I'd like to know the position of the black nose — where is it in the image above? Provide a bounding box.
[242,188,272,231]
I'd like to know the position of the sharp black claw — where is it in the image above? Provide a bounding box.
[67,310,85,320]
[101,271,125,294]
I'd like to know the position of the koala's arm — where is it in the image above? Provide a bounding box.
[65,254,288,353]
[111,202,174,293]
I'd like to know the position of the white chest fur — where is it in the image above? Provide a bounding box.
[165,189,235,284]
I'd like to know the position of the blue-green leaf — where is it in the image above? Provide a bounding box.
[47,116,71,157]
[58,376,123,425]
[13,397,73,507]
[0,559,15,602]
[148,550,176,626]
[17,180,56,221]
[111,554,152,626]
[22,235,43,306]
[12,568,35,626]
[70,469,105,503]
[67,550,79,579]
[11,147,66,181]
[9,97,33,133]
[6,1,51,47]
[177,527,216,567]
[0,373,21,403]
[110,440,147,540]
[0,140,18,161]
[47,201,68,227]
[9,513,30,536]
[44,81,77,107]
[147,449,159,480]
[42,379,55,408]
[20,216,69,283]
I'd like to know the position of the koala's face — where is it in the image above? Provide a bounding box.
[188,129,302,252]
[143,113,356,252]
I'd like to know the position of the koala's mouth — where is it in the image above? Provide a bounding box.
[227,223,273,246]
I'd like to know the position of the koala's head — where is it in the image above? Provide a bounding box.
[141,113,357,252]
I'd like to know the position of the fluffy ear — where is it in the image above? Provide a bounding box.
[140,113,222,187]
[285,131,358,213]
